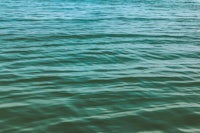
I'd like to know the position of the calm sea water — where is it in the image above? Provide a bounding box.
[1,0,200,132]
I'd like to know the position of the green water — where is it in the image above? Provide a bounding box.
[0,0,200,132]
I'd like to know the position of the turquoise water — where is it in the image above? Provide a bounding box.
[1,0,200,132]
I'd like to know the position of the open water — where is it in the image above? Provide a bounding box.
[0,0,200,132]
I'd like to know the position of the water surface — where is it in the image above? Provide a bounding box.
[0,0,200,132]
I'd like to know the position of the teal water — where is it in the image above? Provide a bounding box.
[1,0,200,132]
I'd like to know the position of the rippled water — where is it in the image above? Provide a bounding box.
[1,0,200,132]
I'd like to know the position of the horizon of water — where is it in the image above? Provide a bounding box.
[0,0,200,132]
